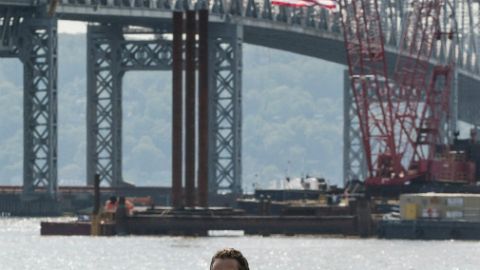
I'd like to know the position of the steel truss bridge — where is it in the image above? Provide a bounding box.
[1,0,480,200]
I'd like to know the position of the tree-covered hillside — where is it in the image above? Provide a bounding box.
[0,34,345,189]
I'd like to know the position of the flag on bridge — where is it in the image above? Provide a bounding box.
[314,0,337,9]
[271,0,315,7]
[271,0,338,10]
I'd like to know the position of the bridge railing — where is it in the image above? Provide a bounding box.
[58,0,345,36]
[59,0,186,9]
[58,0,480,76]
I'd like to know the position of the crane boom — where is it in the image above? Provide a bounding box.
[339,0,396,180]
[393,1,443,164]
[340,0,465,189]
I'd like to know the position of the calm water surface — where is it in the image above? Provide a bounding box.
[1,218,479,270]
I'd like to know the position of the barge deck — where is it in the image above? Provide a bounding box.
[378,220,480,240]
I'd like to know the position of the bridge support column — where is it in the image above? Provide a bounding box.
[87,25,124,187]
[172,11,184,208]
[21,17,58,199]
[343,70,367,186]
[458,74,480,133]
[449,70,458,141]
[185,10,196,207]
[208,24,243,197]
[198,9,209,207]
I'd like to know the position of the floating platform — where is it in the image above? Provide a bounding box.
[40,197,375,237]
[41,215,357,236]
[40,202,375,237]
[41,214,358,236]
[377,220,480,240]
[125,214,357,236]
[41,221,114,236]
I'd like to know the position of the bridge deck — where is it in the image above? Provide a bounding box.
[0,0,35,6]
[54,2,480,126]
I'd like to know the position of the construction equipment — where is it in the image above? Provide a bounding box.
[339,0,474,193]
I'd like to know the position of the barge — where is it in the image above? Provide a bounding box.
[378,193,480,240]
[40,198,373,237]
[378,219,480,240]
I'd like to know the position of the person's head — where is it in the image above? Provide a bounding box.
[109,196,117,203]
[210,248,249,270]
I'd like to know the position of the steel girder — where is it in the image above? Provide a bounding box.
[458,73,480,126]
[87,23,243,195]
[20,17,58,198]
[0,7,25,57]
[208,24,243,195]
[59,0,480,79]
[343,70,366,185]
[0,6,58,198]
[61,1,480,187]
[245,0,258,17]
[87,25,124,187]
[87,25,173,187]
[120,41,172,71]
[457,0,480,73]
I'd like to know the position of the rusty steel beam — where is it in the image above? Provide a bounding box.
[197,9,209,208]
[185,10,197,208]
[172,11,184,209]
[93,174,100,215]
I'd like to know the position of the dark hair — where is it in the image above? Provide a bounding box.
[210,248,249,270]
[109,196,117,203]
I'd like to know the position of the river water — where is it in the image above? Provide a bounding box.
[1,218,479,270]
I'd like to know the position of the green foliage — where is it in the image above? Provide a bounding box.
[0,35,345,188]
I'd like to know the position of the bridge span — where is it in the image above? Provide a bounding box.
[0,0,479,203]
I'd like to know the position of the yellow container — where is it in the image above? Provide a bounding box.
[400,193,480,221]
[403,203,418,220]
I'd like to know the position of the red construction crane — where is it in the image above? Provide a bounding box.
[339,0,472,190]
[339,0,397,183]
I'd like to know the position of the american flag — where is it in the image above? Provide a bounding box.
[272,0,338,10]
[272,0,315,7]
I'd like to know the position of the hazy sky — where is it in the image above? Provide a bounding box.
[59,20,87,34]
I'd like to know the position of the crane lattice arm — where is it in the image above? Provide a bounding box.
[339,0,396,179]
[340,0,459,186]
